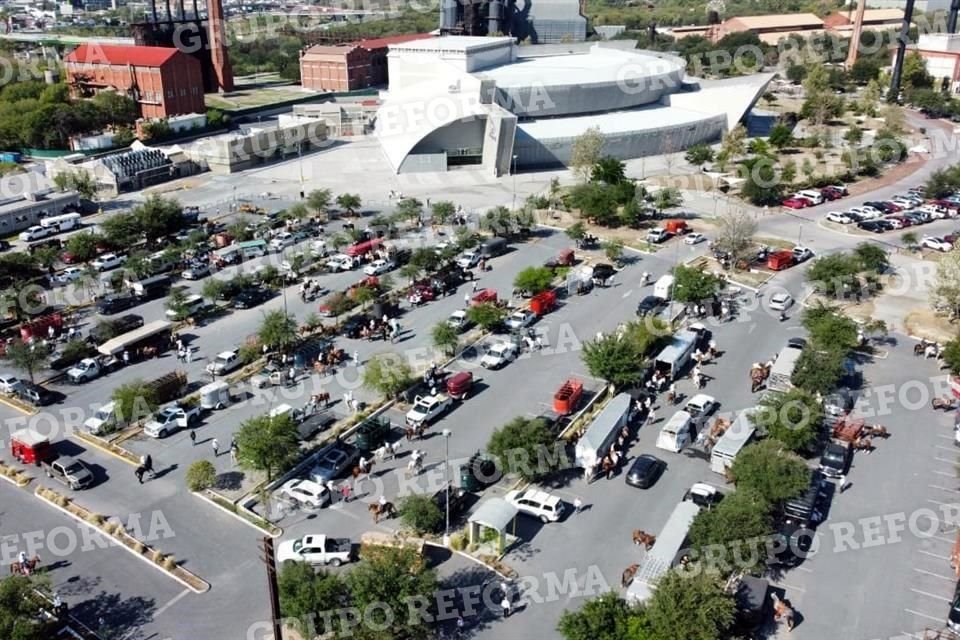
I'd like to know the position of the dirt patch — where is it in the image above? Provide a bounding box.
[754,237,795,250]
[904,308,956,342]
[806,293,877,322]
[695,256,772,289]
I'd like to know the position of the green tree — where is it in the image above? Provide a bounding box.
[345,547,438,640]
[513,266,555,295]
[487,416,561,482]
[399,263,423,285]
[409,247,440,273]
[235,413,301,480]
[362,352,414,399]
[942,337,960,375]
[802,303,859,350]
[785,63,807,84]
[0,575,58,640]
[739,156,783,206]
[165,286,191,321]
[902,231,919,251]
[430,200,455,226]
[570,126,605,181]
[64,231,103,263]
[306,188,332,217]
[902,51,934,92]
[684,144,714,165]
[186,460,217,491]
[466,302,506,331]
[431,321,459,357]
[750,389,823,453]
[768,124,794,149]
[806,253,862,299]
[283,203,310,222]
[854,242,888,273]
[720,124,747,159]
[335,193,361,216]
[730,439,811,503]
[395,198,424,225]
[558,591,639,640]
[591,156,627,184]
[791,345,847,395]
[92,90,138,125]
[258,310,298,353]
[351,285,376,310]
[645,571,735,640]
[688,488,772,573]
[603,239,625,265]
[567,183,618,227]
[653,186,682,214]
[201,279,228,301]
[111,379,158,425]
[278,562,348,638]
[850,57,881,84]
[565,221,587,245]
[397,494,443,534]
[131,195,183,245]
[581,332,646,388]
[844,125,863,146]
[671,265,721,303]
[3,340,49,382]
[933,248,960,319]
[780,158,797,184]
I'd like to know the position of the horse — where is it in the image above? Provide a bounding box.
[632,530,656,550]
[352,459,375,479]
[621,563,640,587]
[864,424,889,438]
[772,594,796,631]
[933,396,956,411]
[10,555,40,575]
[406,457,423,476]
[375,442,399,462]
[404,425,425,441]
[853,437,874,453]
[601,456,615,479]
[914,342,926,356]
[368,502,396,523]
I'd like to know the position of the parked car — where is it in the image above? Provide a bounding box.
[505,309,537,331]
[456,251,481,269]
[825,211,852,224]
[684,482,724,508]
[636,295,666,317]
[91,253,126,272]
[42,456,94,490]
[0,374,23,395]
[856,220,886,234]
[182,263,211,280]
[781,198,810,209]
[279,478,330,508]
[505,488,565,522]
[884,216,907,229]
[16,381,54,406]
[447,309,473,332]
[276,534,352,567]
[922,236,953,252]
[96,293,137,315]
[684,233,707,245]
[480,341,519,369]
[53,267,85,285]
[792,247,814,263]
[143,404,201,438]
[625,454,666,489]
[233,288,271,309]
[363,259,395,276]
[769,292,794,311]
[310,443,359,485]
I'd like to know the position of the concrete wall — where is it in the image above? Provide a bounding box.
[409,117,486,154]
[399,152,447,172]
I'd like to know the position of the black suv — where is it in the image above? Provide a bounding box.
[636,295,666,317]
[430,483,470,531]
[233,288,271,309]
[96,294,137,315]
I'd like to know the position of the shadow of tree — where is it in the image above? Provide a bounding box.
[435,563,503,637]
[56,574,101,597]
[70,591,156,639]
[215,471,245,491]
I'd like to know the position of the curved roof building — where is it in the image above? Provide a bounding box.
[374,36,773,175]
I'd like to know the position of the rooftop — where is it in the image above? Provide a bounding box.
[478,46,684,87]
[65,44,180,67]
[726,13,823,29]
[388,35,514,53]
[516,103,717,140]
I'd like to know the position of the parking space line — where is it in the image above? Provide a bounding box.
[937,435,955,441]
[934,457,957,464]
[905,609,943,623]
[918,550,951,560]
[910,588,951,603]
[935,444,958,451]
[793,566,814,573]
[154,588,191,617]
[932,470,956,477]
[913,568,957,582]
[928,498,951,506]
[928,485,960,493]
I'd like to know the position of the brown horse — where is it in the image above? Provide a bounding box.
[621,563,640,587]
[368,502,396,523]
[772,595,796,630]
[10,555,40,575]
[853,437,874,453]
[632,530,656,550]
[404,425,425,441]
[933,396,956,411]
[351,460,375,479]
[864,424,889,438]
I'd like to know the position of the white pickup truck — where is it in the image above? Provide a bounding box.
[144,404,201,438]
[276,534,353,567]
[405,392,453,427]
[66,356,118,384]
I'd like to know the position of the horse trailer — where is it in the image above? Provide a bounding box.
[626,499,701,604]
[653,330,699,379]
[710,408,757,474]
[574,393,633,472]
[767,346,803,392]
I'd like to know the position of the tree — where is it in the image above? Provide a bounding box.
[720,124,746,159]
[581,332,646,388]
[785,63,807,84]
[258,310,297,353]
[558,591,638,640]
[514,266,555,295]
[671,265,721,303]
[902,231,919,251]
[409,247,440,273]
[53,170,97,200]
[201,279,228,302]
[792,346,847,395]
[345,547,438,640]
[430,200,455,226]
[653,187,682,214]
[802,303,859,350]
[92,90,138,125]
[880,105,906,134]
[335,193,361,216]
[854,242,888,273]
[603,239,625,265]
[111,379,158,425]
[431,321,459,357]
[283,203,309,222]
[844,125,863,146]
[565,221,587,245]
[570,126,605,181]
[729,439,811,503]
[739,156,783,206]
[362,352,414,399]
[942,337,960,375]
[684,144,714,166]
[466,302,506,331]
[902,51,934,92]
[278,562,348,639]
[750,389,823,453]
[934,248,960,319]
[3,340,49,383]
[806,253,862,299]
[165,286,192,321]
[591,156,626,184]
[714,208,757,264]
[399,263,423,285]
[64,232,103,264]
[768,124,794,149]
[567,183,618,227]
[395,198,423,225]
[306,188,332,216]
[487,416,560,482]
[688,488,772,573]
[850,57,881,84]
[186,460,217,491]
[645,571,736,640]
[0,575,58,640]
[351,285,376,310]
[131,195,183,245]
[780,158,797,184]
[397,494,443,534]
[235,413,301,480]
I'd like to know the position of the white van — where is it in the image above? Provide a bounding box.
[205,350,241,376]
[654,274,675,300]
[656,411,694,453]
[84,402,118,435]
[795,190,824,205]
[269,403,304,423]
[165,294,211,319]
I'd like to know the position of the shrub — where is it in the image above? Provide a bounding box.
[186,460,217,492]
[88,513,105,526]
[162,555,177,570]
[134,541,145,554]
[449,532,467,551]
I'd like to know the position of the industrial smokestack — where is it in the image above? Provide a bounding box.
[207,0,234,92]
[889,0,917,101]
[489,0,503,34]
[948,0,959,34]
[440,0,458,30]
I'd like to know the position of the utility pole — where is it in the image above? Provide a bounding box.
[298,141,305,200]
[260,536,283,640]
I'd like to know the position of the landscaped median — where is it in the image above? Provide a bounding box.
[0,391,38,415]
[34,485,210,593]
[72,430,141,466]
[0,459,32,487]
[193,487,282,537]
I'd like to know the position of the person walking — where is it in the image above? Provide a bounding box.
[838,474,848,493]
[472,280,479,292]
[353,351,359,366]
[190,429,197,446]
[135,466,145,484]
[341,483,352,503]
[185,347,194,364]
[574,497,583,514]
[327,480,337,503]
[501,594,512,618]
[211,438,220,457]
[464,291,471,305]
[230,441,238,465]
[122,350,130,367]
[143,454,154,478]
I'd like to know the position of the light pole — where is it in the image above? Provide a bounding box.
[442,428,451,546]
[511,155,518,210]
[298,141,305,200]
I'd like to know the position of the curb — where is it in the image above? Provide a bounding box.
[192,490,282,537]
[0,394,37,416]
[0,469,31,488]
[70,432,140,467]
[33,488,210,594]
[424,541,516,580]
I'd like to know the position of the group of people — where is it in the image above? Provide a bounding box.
[297,279,324,302]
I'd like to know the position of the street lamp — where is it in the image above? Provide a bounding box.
[442,428,452,546]
[298,141,305,200]
[511,155,518,211]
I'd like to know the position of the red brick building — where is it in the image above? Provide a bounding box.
[300,33,432,92]
[64,44,205,119]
